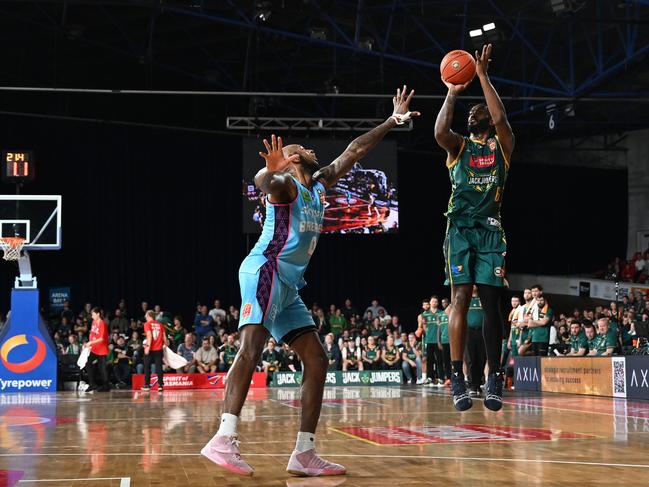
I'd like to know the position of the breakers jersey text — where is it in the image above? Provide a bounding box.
[240,176,326,289]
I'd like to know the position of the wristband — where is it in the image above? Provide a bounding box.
[390,112,412,125]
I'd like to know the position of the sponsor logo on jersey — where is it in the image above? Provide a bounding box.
[468,174,499,186]
[301,206,324,219]
[451,265,463,275]
[494,267,504,277]
[301,189,312,202]
[469,153,496,168]
[487,217,501,228]
[488,138,497,151]
[242,303,252,319]
[316,188,326,205]
[269,304,278,322]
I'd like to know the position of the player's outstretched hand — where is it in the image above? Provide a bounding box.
[475,43,492,78]
[258,134,300,172]
[391,85,421,125]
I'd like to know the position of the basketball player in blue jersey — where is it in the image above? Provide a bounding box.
[201,86,419,477]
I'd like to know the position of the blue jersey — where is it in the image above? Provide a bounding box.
[240,177,326,289]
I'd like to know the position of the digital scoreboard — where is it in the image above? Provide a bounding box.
[1,151,35,182]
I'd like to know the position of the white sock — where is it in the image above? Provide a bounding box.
[295,432,316,453]
[216,413,238,437]
[422,372,427,380]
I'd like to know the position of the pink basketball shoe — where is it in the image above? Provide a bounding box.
[286,449,346,477]
[200,435,254,476]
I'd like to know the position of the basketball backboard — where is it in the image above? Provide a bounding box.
[0,195,62,250]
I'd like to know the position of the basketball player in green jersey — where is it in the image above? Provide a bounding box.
[434,44,514,412]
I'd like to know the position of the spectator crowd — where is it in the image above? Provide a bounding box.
[599,249,649,284]
[0,286,647,393]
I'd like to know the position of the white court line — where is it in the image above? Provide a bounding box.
[18,477,130,485]
[3,452,649,469]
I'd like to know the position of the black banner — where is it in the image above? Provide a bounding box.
[625,356,649,401]
[514,356,541,392]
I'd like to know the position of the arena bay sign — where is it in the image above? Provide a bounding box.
[272,370,403,387]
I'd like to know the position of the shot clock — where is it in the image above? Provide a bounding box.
[1,151,35,182]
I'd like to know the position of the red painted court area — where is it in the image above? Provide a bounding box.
[334,424,597,445]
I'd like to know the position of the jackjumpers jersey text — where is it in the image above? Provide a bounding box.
[240,176,326,290]
[445,135,509,229]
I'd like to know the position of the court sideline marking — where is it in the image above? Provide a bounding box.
[3,452,648,469]
[18,477,130,486]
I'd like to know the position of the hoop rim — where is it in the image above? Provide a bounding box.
[0,236,26,246]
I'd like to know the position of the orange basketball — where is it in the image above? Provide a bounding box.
[440,50,476,85]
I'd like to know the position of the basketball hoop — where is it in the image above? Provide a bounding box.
[0,237,26,261]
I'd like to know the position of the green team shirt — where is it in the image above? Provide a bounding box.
[596,330,617,355]
[364,346,379,361]
[446,136,509,229]
[570,332,588,353]
[345,346,358,364]
[510,326,521,358]
[531,306,554,343]
[404,344,419,361]
[422,310,439,344]
[437,310,449,344]
[467,297,484,329]
[222,345,238,365]
[329,315,346,336]
[383,346,399,362]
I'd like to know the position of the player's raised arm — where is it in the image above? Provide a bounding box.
[254,134,301,203]
[434,79,471,161]
[475,44,514,160]
[313,85,420,189]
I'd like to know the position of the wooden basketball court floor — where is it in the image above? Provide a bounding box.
[2,386,649,486]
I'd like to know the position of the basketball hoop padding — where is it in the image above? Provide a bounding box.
[0,237,25,261]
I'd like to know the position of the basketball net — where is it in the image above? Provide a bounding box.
[0,237,26,261]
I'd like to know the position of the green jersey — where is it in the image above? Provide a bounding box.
[531,306,553,343]
[222,345,238,366]
[467,297,484,329]
[329,315,346,336]
[364,346,379,361]
[510,326,521,358]
[595,330,616,355]
[422,310,439,344]
[383,346,399,362]
[404,344,419,361]
[446,136,509,229]
[569,333,588,353]
[437,310,449,344]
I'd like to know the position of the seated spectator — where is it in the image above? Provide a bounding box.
[365,299,386,319]
[381,335,400,370]
[395,332,408,349]
[63,334,81,355]
[218,334,238,372]
[329,309,347,338]
[194,305,215,341]
[61,300,75,324]
[226,306,239,333]
[209,299,227,322]
[636,312,649,339]
[361,336,381,370]
[314,308,329,338]
[58,316,72,337]
[377,308,392,327]
[280,343,301,372]
[74,317,88,341]
[261,339,281,383]
[214,314,227,334]
[565,321,588,356]
[387,316,401,335]
[112,336,132,388]
[176,334,198,373]
[194,337,219,373]
[369,318,386,341]
[584,322,598,355]
[362,310,374,328]
[401,333,423,384]
[323,333,341,370]
[341,298,358,321]
[53,332,65,354]
[170,317,185,348]
[341,339,363,371]
[588,318,616,356]
[110,309,129,335]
